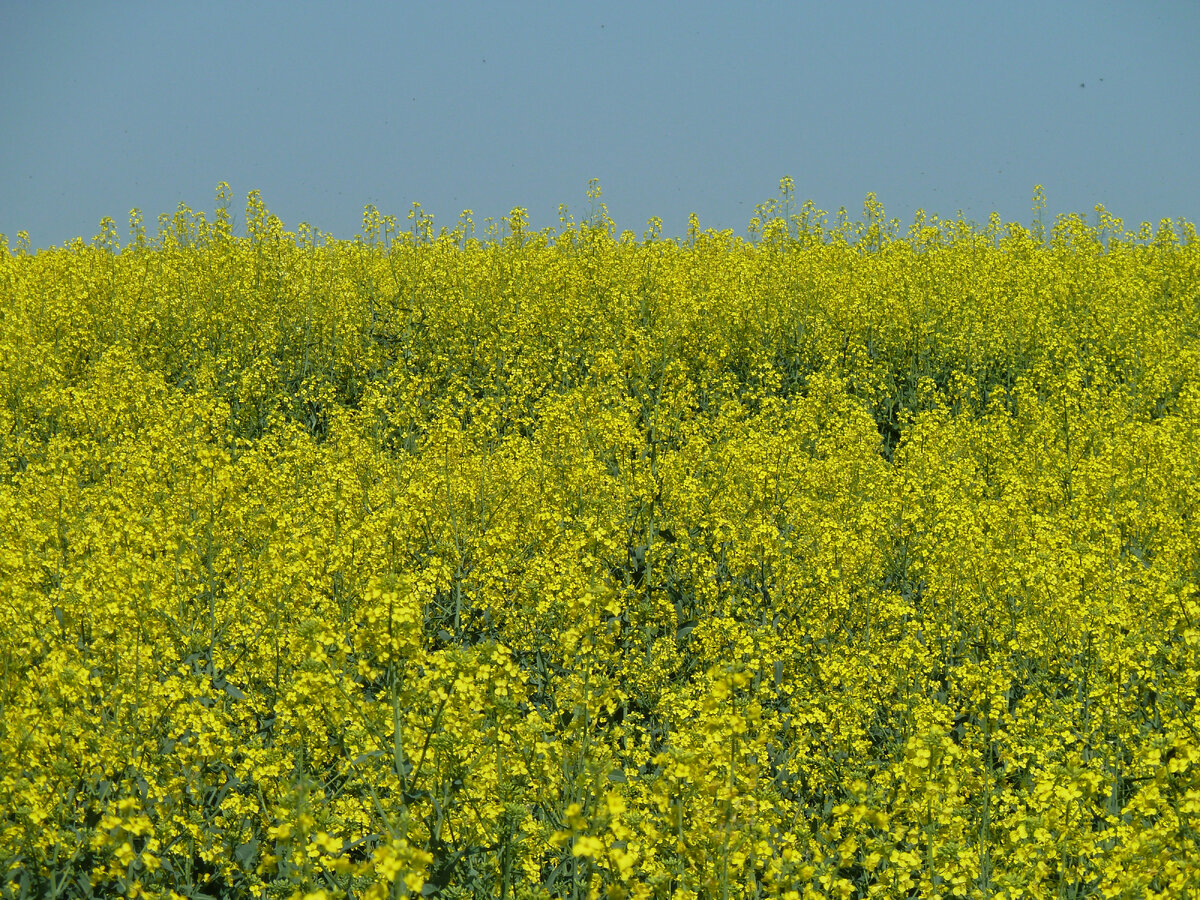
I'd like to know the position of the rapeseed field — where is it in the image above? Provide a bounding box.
[1,181,1197,899]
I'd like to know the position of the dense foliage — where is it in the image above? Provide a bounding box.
[1,182,1198,899]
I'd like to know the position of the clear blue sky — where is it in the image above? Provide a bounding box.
[3,1,1198,248]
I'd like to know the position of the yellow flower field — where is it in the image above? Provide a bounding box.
[1,181,1197,899]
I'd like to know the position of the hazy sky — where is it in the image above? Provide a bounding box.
[3,1,1198,248]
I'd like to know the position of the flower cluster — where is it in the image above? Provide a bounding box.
[0,183,1197,898]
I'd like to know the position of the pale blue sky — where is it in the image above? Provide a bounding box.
[3,1,1198,248]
